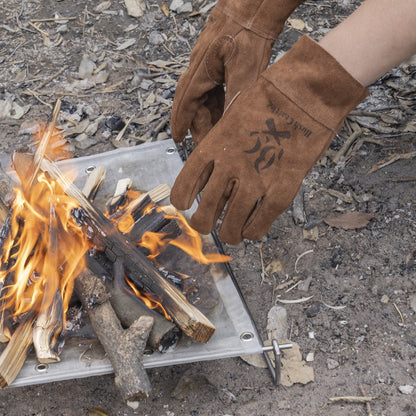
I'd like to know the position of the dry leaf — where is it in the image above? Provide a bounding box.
[287,18,305,31]
[303,226,319,241]
[265,258,284,274]
[115,38,136,50]
[95,1,112,13]
[280,341,314,386]
[324,211,375,230]
[160,3,169,16]
[125,0,146,18]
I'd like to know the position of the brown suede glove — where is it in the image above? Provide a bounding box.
[171,0,304,144]
[170,36,369,245]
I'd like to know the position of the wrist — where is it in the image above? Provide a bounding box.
[215,0,304,39]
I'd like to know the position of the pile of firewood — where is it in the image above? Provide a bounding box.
[0,101,226,400]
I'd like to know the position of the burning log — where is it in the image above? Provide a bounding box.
[74,268,153,400]
[110,259,180,352]
[82,172,181,352]
[0,314,35,388]
[34,155,216,343]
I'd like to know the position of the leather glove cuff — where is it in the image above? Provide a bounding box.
[262,36,369,131]
[215,0,304,39]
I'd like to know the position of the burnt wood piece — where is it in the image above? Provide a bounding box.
[111,259,180,352]
[36,156,215,343]
[106,178,132,215]
[128,206,170,242]
[109,184,170,223]
[74,268,153,401]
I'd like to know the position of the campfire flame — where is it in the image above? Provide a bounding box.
[124,275,171,320]
[0,122,229,343]
[0,160,90,322]
[138,208,231,264]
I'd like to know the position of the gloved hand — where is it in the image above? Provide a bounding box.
[171,0,304,144]
[170,36,368,245]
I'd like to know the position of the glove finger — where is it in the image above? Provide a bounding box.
[218,185,263,245]
[242,183,301,241]
[190,85,225,144]
[189,174,235,235]
[170,156,214,212]
[224,35,273,109]
[171,34,234,142]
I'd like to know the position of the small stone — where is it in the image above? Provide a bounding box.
[381,295,389,304]
[305,302,321,318]
[56,24,68,33]
[105,115,125,131]
[178,2,192,13]
[127,400,139,410]
[140,79,153,90]
[409,294,416,313]
[148,31,164,45]
[398,385,414,395]
[327,358,339,370]
[169,0,184,11]
[305,352,314,362]
[308,331,315,339]
[78,54,96,79]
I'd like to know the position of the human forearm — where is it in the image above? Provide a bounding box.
[319,0,416,86]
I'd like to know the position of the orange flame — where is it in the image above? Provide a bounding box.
[138,207,231,264]
[124,275,171,320]
[0,130,90,322]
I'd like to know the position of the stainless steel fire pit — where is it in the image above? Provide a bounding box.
[10,140,265,388]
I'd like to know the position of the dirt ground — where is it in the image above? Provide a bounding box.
[0,0,415,415]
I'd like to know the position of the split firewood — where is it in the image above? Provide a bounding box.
[32,288,64,363]
[0,306,12,343]
[106,178,132,214]
[110,183,170,223]
[74,268,153,400]
[82,166,106,202]
[0,313,36,388]
[33,155,215,343]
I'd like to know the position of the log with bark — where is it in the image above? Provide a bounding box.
[74,268,153,400]
[87,256,181,352]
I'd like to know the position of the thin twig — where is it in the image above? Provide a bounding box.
[332,121,362,164]
[29,17,76,23]
[33,66,68,91]
[393,302,405,324]
[328,396,376,404]
[28,99,62,187]
[359,384,374,416]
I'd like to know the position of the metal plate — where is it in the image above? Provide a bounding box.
[10,140,263,387]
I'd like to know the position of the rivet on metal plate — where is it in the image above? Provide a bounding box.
[85,165,96,174]
[166,147,176,155]
[35,363,49,373]
[240,332,254,341]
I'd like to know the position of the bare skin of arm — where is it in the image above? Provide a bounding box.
[319,0,416,86]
